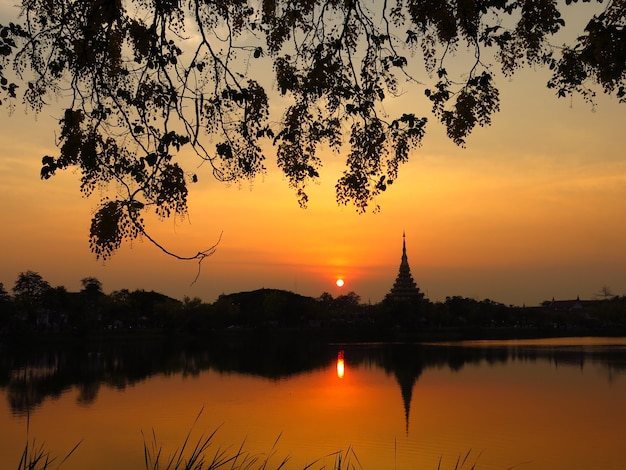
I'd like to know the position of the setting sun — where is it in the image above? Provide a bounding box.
[336,279,345,288]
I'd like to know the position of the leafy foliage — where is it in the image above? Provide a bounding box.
[12,271,51,301]
[0,0,623,256]
[81,277,104,295]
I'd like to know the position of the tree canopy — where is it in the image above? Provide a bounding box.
[12,270,51,301]
[0,0,624,259]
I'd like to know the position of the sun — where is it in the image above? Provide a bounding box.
[336,278,345,288]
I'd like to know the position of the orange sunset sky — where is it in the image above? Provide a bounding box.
[1,3,624,307]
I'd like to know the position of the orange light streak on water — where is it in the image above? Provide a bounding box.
[337,350,345,378]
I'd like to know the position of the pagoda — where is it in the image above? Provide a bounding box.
[386,232,424,302]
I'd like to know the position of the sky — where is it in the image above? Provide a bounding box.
[1,3,624,307]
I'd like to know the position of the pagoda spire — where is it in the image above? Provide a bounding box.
[402,230,408,261]
[386,232,424,302]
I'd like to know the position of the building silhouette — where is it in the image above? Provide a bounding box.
[385,232,424,303]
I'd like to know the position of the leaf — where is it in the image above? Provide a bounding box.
[145,153,157,166]
[40,155,57,179]
[216,142,233,159]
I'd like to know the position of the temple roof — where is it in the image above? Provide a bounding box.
[387,232,423,301]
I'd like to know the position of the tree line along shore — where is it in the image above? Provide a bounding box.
[2,271,626,341]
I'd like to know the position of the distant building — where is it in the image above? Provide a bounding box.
[385,232,425,303]
[545,296,597,312]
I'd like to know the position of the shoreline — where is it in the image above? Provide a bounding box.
[3,324,626,349]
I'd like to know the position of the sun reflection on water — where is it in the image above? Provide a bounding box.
[337,350,345,378]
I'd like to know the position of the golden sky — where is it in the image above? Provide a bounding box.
[0,4,624,306]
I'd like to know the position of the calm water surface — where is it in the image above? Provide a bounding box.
[1,336,626,469]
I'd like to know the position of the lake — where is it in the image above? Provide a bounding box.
[1,335,626,469]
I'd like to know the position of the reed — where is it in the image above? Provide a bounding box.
[437,449,482,470]
[140,408,361,470]
[142,429,360,470]
[17,414,81,470]
[16,409,477,470]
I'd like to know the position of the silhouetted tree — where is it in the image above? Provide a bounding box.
[12,271,51,300]
[0,282,10,308]
[12,271,51,327]
[126,290,182,329]
[79,276,105,328]
[0,282,14,330]
[595,285,616,300]
[1,1,623,258]
[42,285,71,330]
[335,292,362,309]
[81,277,103,296]
[588,295,626,326]
[0,282,8,300]
[107,289,135,329]
[319,291,364,323]
[183,296,203,310]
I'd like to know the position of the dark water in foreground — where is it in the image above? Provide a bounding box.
[1,335,626,469]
